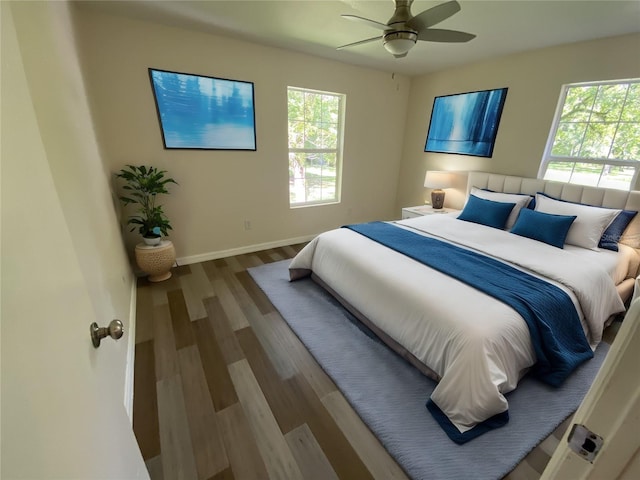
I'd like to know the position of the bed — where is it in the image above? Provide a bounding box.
[289,172,640,443]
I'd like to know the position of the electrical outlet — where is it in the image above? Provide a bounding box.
[244,220,251,230]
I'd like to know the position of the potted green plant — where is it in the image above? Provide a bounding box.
[116,165,178,246]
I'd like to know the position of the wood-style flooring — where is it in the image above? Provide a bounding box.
[132,244,619,479]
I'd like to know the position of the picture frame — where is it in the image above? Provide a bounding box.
[424,87,508,157]
[149,68,256,150]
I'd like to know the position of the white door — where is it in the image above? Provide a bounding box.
[1,4,147,478]
[542,299,640,479]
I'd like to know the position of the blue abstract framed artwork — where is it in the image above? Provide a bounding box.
[424,88,508,157]
[149,68,256,150]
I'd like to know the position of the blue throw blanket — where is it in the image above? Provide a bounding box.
[344,222,593,386]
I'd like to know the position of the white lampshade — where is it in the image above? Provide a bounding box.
[383,31,417,56]
[424,171,453,189]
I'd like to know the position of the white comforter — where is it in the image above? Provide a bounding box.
[289,214,625,433]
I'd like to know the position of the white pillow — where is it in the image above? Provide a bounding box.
[469,187,532,230]
[534,194,620,250]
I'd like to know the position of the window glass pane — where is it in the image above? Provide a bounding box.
[579,123,617,158]
[560,86,597,122]
[290,179,306,204]
[317,123,336,149]
[288,120,305,149]
[289,152,305,181]
[543,161,574,182]
[592,84,627,123]
[621,83,640,122]
[304,153,322,202]
[303,153,316,170]
[598,165,634,190]
[302,125,314,149]
[321,95,340,123]
[568,163,603,187]
[287,90,305,121]
[612,123,640,160]
[320,154,336,200]
[327,152,337,170]
[305,176,322,203]
[289,152,306,204]
[304,92,318,123]
[551,123,587,156]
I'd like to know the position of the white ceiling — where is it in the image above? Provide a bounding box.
[79,0,640,76]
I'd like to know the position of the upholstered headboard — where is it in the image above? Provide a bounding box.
[466,172,640,251]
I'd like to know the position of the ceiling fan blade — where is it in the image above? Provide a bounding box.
[417,29,476,43]
[407,0,461,31]
[336,35,382,50]
[341,14,389,31]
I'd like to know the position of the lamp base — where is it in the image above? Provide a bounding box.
[431,189,445,209]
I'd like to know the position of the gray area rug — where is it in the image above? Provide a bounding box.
[248,260,608,480]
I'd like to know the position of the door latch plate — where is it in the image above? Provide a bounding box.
[567,424,603,463]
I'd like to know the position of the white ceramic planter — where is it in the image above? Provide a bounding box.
[142,236,162,246]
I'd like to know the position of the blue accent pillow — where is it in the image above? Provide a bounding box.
[599,210,638,251]
[511,209,577,248]
[458,194,516,229]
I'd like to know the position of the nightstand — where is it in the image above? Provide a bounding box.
[401,205,460,219]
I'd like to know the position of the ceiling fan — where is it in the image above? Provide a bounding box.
[337,0,475,58]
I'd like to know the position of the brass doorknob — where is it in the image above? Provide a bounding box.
[90,320,124,348]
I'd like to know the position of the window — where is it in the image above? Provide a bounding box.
[288,87,345,206]
[539,79,640,190]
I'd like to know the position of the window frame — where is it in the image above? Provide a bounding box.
[287,86,345,208]
[538,78,640,190]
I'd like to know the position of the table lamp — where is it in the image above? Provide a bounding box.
[424,171,453,210]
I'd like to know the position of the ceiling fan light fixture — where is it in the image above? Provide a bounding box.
[383,31,418,55]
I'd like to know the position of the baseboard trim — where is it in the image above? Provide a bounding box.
[123,275,136,424]
[176,234,316,266]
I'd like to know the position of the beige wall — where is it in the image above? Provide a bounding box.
[396,33,640,210]
[72,6,411,262]
[68,5,640,259]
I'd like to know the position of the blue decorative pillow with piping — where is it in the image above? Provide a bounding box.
[599,210,638,251]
